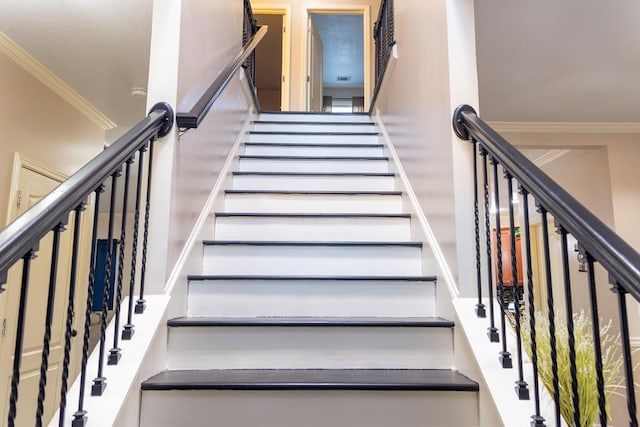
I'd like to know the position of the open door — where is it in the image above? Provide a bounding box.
[254,13,284,111]
[307,15,323,112]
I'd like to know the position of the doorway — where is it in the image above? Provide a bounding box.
[306,8,371,112]
[0,155,80,426]
[253,7,291,111]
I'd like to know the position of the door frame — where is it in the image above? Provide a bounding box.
[304,5,372,111]
[252,5,291,111]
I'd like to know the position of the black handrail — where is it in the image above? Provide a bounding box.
[453,105,640,302]
[0,102,173,293]
[175,25,267,129]
[370,0,395,114]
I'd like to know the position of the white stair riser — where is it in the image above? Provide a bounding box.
[202,245,423,276]
[258,113,373,123]
[253,123,377,133]
[232,174,396,191]
[238,158,388,173]
[214,216,411,241]
[187,280,436,317]
[167,326,453,369]
[243,144,384,157]
[247,133,379,145]
[224,194,404,213]
[141,390,479,427]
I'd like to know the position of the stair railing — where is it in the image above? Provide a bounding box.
[370,0,395,112]
[0,103,173,426]
[453,105,639,427]
[176,0,266,130]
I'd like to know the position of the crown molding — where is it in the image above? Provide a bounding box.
[487,121,640,134]
[0,32,116,130]
[532,149,571,167]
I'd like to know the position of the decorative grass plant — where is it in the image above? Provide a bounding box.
[519,311,624,427]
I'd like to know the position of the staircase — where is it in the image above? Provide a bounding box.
[139,113,480,426]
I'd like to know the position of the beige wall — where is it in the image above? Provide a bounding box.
[251,0,380,111]
[0,50,105,224]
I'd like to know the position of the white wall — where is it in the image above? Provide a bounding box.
[376,0,478,296]
[145,0,252,291]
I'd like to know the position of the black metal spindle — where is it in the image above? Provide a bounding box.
[558,227,580,427]
[109,158,133,365]
[73,187,104,427]
[611,281,639,427]
[7,250,36,427]
[585,252,607,427]
[492,159,512,368]
[59,204,85,427]
[481,148,499,342]
[506,174,528,398]
[123,147,146,340]
[92,171,120,396]
[35,222,66,427]
[520,188,546,427]
[472,139,485,317]
[136,139,155,314]
[539,207,561,426]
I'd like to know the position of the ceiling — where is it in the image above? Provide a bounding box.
[312,14,364,89]
[2,1,638,140]
[0,0,154,141]
[474,0,640,123]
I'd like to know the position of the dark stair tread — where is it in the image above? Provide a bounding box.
[244,142,383,148]
[225,190,401,195]
[232,171,395,177]
[238,155,388,161]
[215,213,410,218]
[142,369,479,392]
[249,131,379,136]
[259,111,369,116]
[187,274,437,282]
[202,240,422,247]
[167,316,454,328]
[253,120,375,126]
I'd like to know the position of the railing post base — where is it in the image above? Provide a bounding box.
[487,327,499,342]
[91,377,107,396]
[122,324,135,340]
[108,348,122,365]
[515,381,530,400]
[530,415,546,427]
[135,299,146,314]
[475,304,486,317]
[499,352,513,368]
[72,410,88,427]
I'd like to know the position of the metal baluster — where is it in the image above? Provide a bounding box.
[506,174,528,398]
[59,204,85,426]
[520,187,546,427]
[611,280,639,427]
[109,158,134,364]
[539,206,561,426]
[472,139,485,317]
[585,251,607,427]
[123,147,146,339]
[492,159,512,368]
[73,186,104,426]
[481,148,499,342]
[558,226,580,426]
[36,222,66,427]
[7,250,36,427]
[92,170,121,396]
[136,139,155,314]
